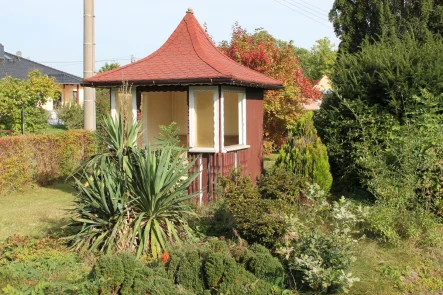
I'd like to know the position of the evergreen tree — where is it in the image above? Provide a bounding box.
[276,111,332,192]
[330,0,443,53]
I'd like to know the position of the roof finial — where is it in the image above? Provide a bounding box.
[187,7,194,14]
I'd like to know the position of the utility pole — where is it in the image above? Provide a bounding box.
[84,0,96,130]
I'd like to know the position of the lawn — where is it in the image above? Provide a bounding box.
[0,183,76,241]
[39,124,67,134]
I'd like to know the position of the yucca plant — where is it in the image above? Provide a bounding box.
[69,166,131,254]
[68,112,199,257]
[129,147,199,257]
[79,114,140,179]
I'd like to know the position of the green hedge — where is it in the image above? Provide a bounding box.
[0,131,97,195]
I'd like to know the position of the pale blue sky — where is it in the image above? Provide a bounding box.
[1,0,338,77]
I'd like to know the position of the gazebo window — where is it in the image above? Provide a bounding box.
[222,87,247,151]
[141,91,187,146]
[189,86,219,152]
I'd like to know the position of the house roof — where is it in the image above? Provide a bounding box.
[84,10,283,89]
[0,51,82,85]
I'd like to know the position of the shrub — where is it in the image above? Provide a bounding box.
[315,34,443,189]
[257,166,306,203]
[69,114,199,258]
[56,104,84,129]
[167,246,204,293]
[216,169,297,248]
[0,236,89,294]
[278,197,361,294]
[91,253,181,295]
[94,255,125,294]
[246,250,285,286]
[226,198,295,248]
[216,168,261,200]
[363,200,441,246]
[276,111,332,192]
[166,240,289,295]
[0,130,97,195]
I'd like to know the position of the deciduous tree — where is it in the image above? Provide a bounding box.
[0,70,61,132]
[219,24,321,148]
[295,37,337,81]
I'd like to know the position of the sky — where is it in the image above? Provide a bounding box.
[1,0,339,77]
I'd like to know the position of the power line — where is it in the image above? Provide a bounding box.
[272,0,332,28]
[280,0,330,23]
[38,56,133,64]
[289,0,330,14]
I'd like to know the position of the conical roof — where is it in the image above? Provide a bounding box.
[84,10,283,89]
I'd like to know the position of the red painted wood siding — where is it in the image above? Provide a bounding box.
[136,87,265,205]
[245,88,264,183]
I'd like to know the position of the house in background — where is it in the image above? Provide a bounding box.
[0,44,84,111]
[84,9,283,204]
[302,75,332,111]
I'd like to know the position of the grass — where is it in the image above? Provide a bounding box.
[39,124,67,134]
[0,183,76,241]
[350,239,443,295]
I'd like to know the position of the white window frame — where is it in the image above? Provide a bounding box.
[189,86,219,153]
[221,86,249,152]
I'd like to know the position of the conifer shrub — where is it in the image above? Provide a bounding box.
[276,111,332,192]
[91,253,179,295]
[165,240,289,294]
[246,250,285,286]
[167,246,205,293]
[216,169,297,248]
[94,255,125,294]
[315,34,443,189]
[226,198,294,247]
[257,166,307,203]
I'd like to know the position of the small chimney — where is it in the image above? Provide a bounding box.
[0,44,4,61]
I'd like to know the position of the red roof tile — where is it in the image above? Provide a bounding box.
[84,11,283,89]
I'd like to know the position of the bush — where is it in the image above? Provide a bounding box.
[166,240,289,294]
[69,115,199,258]
[315,34,443,189]
[216,168,261,200]
[0,130,97,195]
[0,236,90,294]
[216,169,299,248]
[257,166,306,203]
[363,200,441,246]
[91,253,181,295]
[276,111,332,192]
[278,198,361,294]
[56,104,84,129]
[226,198,295,248]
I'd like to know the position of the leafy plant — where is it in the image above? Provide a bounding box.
[278,198,361,294]
[219,24,322,148]
[56,104,84,129]
[257,166,306,203]
[69,114,199,258]
[128,146,199,257]
[0,70,61,133]
[0,131,96,195]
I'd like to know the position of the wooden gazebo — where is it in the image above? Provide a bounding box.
[84,9,283,204]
